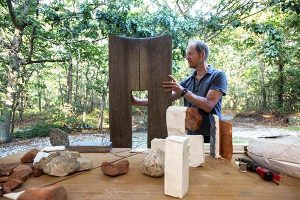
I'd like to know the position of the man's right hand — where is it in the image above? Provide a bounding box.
[131,93,149,106]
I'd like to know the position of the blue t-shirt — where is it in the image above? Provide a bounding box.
[180,65,227,136]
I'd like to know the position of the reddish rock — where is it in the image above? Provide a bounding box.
[21,149,39,163]
[0,186,3,197]
[0,177,9,183]
[17,185,67,200]
[0,163,19,176]
[185,107,203,131]
[10,165,32,181]
[3,179,23,193]
[32,166,44,177]
[101,160,129,177]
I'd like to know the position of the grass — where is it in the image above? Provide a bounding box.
[284,126,300,131]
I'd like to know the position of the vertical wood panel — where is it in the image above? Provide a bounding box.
[146,36,172,147]
[109,36,132,148]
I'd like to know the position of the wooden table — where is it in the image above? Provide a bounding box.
[1,149,300,200]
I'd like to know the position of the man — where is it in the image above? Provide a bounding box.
[132,40,227,143]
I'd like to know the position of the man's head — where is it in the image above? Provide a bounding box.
[185,40,209,69]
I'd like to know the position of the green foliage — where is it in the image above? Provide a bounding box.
[14,123,58,139]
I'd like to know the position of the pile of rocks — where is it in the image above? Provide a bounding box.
[0,148,92,198]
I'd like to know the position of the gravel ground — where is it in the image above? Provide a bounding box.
[1,121,299,158]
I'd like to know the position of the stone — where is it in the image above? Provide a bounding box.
[101,160,129,177]
[3,191,24,200]
[0,177,9,183]
[0,186,3,197]
[43,157,80,177]
[17,185,67,200]
[20,149,39,163]
[32,167,44,177]
[9,165,32,182]
[150,138,165,153]
[0,163,19,176]
[141,149,165,177]
[59,151,80,159]
[3,179,23,193]
[165,136,189,198]
[33,152,50,164]
[166,106,187,135]
[185,107,202,131]
[33,152,60,170]
[49,128,69,147]
[77,157,92,172]
[188,135,205,167]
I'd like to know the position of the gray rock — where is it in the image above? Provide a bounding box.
[49,128,69,147]
[33,152,60,170]
[77,157,92,171]
[43,156,80,177]
[59,151,80,159]
[141,149,164,177]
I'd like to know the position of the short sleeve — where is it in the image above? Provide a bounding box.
[209,71,227,96]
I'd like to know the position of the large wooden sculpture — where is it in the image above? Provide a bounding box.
[109,35,172,148]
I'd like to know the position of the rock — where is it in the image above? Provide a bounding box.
[17,185,67,200]
[20,149,39,163]
[0,186,3,197]
[32,167,44,177]
[101,160,129,177]
[0,163,19,176]
[77,157,92,172]
[33,152,50,164]
[49,128,69,147]
[59,151,80,159]
[43,157,80,177]
[0,177,9,183]
[140,149,164,177]
[9,165,32,182]
[3,191,24,199]
[33,152,60,170]
[3,179,23,193]
[185,107,202,131]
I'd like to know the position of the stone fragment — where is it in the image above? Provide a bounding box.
[32,167,44,177]
[59,151,80,159]
[141,149,164,177]
[101,160,129,177]
[3,179,23,193]
[3,191,24,200]
[17,185,67,200]
[165,135,189,198]
[43,157,80,177]
[20,149,39,163]
[0,163,19,176]
[33,152,60,170]
[185,107,202,131]
[151,138,165,153]
[188,135,205,167]
[9,165,32,182]
[0,177,9,183]
[49,128,69,147]
[77,157,92,172]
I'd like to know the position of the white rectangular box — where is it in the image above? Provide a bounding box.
[165,135,189,198]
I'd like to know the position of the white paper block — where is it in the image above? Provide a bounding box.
[212,114,220,158]
[33,151,50,164]
[3,191,24,200]
[165,135,189,198]
[188,135,205,167]
[166,106,187,136]
[151,138,166,153]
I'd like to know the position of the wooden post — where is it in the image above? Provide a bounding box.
[109,36,172,148]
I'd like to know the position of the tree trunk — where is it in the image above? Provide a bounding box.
[278,61,284,108]
[74,50,80,114]
[98,93,106,134]
[66,53,73,104]
[259,62,267,109]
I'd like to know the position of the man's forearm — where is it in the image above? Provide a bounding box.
[183,91,213,113]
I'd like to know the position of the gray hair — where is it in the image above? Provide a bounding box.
[188,40,209,61]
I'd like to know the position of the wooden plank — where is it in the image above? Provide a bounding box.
[142,36,172,147]
[109,36,132,148]
[126,38,140,91]
[220,120,233,160]
[1,150,300,200]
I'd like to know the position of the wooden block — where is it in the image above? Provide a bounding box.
[219,120,233,160]
[165,136,189,198]
[188,135,205,167]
